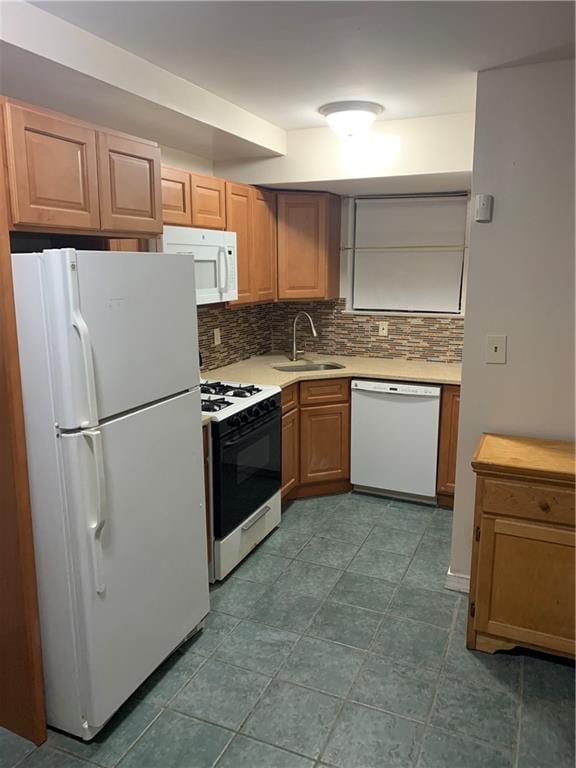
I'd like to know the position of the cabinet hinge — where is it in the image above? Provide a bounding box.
[475,526,481,542]
[470,602,476,618]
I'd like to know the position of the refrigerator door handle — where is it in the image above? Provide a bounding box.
[68,266,99,428]
[217,247,229,296]
[84,429,107,594]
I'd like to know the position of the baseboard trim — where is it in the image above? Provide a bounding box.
[444,568,470,594]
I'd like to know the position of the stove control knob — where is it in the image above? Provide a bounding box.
[240,412,249,423]
[268,398,277,409]
[229,415,241,427]
[260,400,270,411]
[248,406,260,418]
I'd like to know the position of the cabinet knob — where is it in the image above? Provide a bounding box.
[538,500,550,512]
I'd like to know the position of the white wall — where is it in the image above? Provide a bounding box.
[450,59,575,581]
[216,112,474,186]
[160,146,213,175]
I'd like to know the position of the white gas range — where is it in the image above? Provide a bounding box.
[200,379,281,420]
[200,378,282,581]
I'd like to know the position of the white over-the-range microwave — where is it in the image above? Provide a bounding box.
[162,226,238,305]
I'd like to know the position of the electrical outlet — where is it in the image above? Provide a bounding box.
[214,328,221,346]
[378,321,389,337]
[486,334,507,364]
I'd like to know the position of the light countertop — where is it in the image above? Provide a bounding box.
[202,353,462,390]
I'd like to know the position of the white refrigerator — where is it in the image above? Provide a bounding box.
[12,248,209,740]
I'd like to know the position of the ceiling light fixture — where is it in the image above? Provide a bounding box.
[319,101,384,138]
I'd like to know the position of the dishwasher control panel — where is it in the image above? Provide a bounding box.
[351,380,441,398]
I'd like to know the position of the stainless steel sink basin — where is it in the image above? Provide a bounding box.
[273,362,346,372]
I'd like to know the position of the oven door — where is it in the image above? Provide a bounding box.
[212,411,281,539]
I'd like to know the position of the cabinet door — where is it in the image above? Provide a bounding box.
[437,385,460,505]
[226,183,252,304]
[300,403,350,484]
[97,133,162,234]
[475,516,575,655]
[161,166,192,226]
[251,188,277,302]
[282,408,300,498]
[4,102,100,230]
[277,193,340,300]
[191,173,226,229]
[277,194,326,299]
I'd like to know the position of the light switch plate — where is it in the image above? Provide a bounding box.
[214,328,221,346]
[486,334,507,364]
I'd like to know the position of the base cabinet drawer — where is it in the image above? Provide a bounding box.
[482,479,575,527]
[300,378,349,406]
[474,516,575,655]
[281,384,299,414]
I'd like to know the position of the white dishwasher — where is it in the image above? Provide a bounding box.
[351,379,441,500]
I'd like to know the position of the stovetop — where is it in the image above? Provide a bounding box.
[200,379,281,421]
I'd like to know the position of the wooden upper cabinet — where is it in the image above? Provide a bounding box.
[437,385,461,508]
[4,102,100,230]
[161,165,192,226]
[226,182,252,304]
[277,192,341,300]
[97,132,162,234]
[250,188,277,303]
[191,173,226,229]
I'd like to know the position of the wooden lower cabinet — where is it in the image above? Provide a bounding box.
[468,433,575,658]
[281,408,299,497]
[300,402,350,485]
[437,385,460,508]
[281,378,351,499]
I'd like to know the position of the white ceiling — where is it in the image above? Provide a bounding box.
[31,1,574,130]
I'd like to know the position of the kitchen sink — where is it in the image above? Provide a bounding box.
[273,362,346,372]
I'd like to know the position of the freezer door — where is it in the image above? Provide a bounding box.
[60,389,209,732]
[42,248,200,429]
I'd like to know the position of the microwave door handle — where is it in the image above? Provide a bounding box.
[84,429,107,595]
[218,247,229,297]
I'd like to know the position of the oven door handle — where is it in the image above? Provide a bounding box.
[242,505,271,531]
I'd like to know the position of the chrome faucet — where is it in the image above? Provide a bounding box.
[291,311,318,361]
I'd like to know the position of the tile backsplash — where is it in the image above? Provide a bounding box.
[197,303,273,370]
[271,300,464,363]
[198,299,464,372]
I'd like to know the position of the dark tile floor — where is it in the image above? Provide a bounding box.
[2,493,574,768]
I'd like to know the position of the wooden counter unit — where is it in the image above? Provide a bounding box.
[467,433,575,658]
